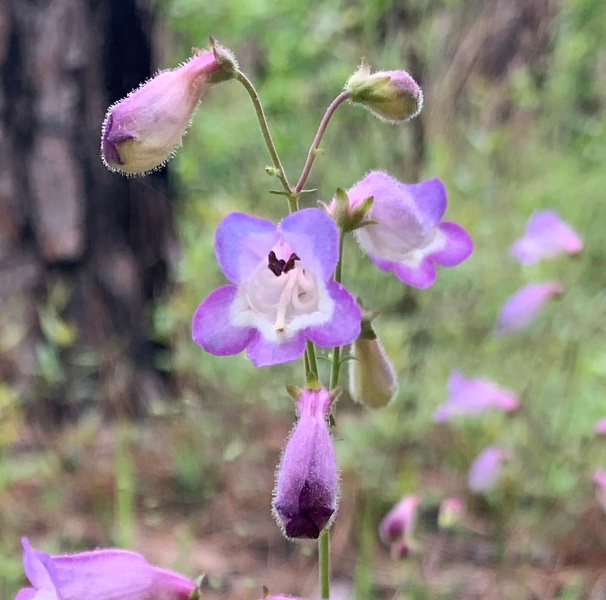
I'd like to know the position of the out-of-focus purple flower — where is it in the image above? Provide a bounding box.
[467,446,511,493]
[340,171,473,288]
[438,497,464,530]
[595,419,606,435]
[510,210,583,265]
[379,495,420,545]
[346,61,423,123]
[15,537,195,600]
[495,281,563,335]
[272,388,338,540]
[102,47,235,175]
[433,371,519,422]
[349,318,398,409]
[192,208,361,367]
[593,469,606,513]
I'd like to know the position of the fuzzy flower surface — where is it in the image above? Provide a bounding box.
[102,49,233,175]
[15,537,195,600]
[192,208,361,367]
[495,281,563,335]
[342,171,473,288]
[272,388,338,540]
[433,371,519,422]
[467,446,511,493]
[510,210,583,265]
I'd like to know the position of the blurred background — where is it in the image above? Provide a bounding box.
[1,0,606,598]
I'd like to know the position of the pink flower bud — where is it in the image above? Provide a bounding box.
[102,48,235,175]
[272,388,338,539]
[346,60,423,123]
[467,446,512,493]
[595,419,606,435]
[438,497,464,530]
[349,319,398,409]
[379,495,420,545]
[15,537,195,600]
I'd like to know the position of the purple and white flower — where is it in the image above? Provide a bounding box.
[15,537,195,600]
[510,210,583,265]
[192,208,361,367]
[342,171,473,288]
[433,371,519,422]
[272,388,338,539]
[467,446,512,493]
[495,281,563,335]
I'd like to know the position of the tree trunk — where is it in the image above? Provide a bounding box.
[0,0,177,421]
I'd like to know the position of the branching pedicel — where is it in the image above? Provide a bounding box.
[15,38,474,600]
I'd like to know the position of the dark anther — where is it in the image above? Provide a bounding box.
[283,253,300,274]
[268,251,299,277]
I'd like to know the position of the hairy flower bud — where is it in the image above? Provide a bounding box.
[102,47,235,175]
[349,317,398,409]
[346,60,423,123]
[272,388,338,539]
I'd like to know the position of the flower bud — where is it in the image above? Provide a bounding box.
[349,317,398,409]
[467,446,512,493]
[438,497,464,530]
[379,495,420,545]
[102,47,235,175]
[272,388,338,539]
[346,59,423,123]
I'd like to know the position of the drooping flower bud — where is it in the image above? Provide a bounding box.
[379,495,420,545]
[345,59,423,123]
[438,497,464,530]
[467,446,512,493]
[349,315,398,409]
[272,388,338,540]
[15,537,196,600]
[101,45,236,175]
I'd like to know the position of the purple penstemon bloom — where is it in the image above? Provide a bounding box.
[433,370,519,422]
[467,446,511,493]
[272,388,338,539]
[495,281,563,335]
[15,537,195,600]
[510,210,583,265]
[341,171,473,288]
[192,208,361,367]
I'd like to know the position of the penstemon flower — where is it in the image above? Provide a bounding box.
[272,388,338,539]
[433,370,519,422]
[510,210,583,265]
[495,281,563,335]
[467,446,512,493]
[14,537,195,600]
[340,171,473,288]
[192,208,361,367]
[102,47,235,175]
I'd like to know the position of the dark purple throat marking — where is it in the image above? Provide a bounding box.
[268,251,299,277]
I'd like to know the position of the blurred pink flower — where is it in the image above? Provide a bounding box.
[379,495,420,544]
[495,281,563,335]
[595,419,606,434]
[467,446,511,493]
[438,497,464,529]
[433,370,519,422]
[510,210,583,265]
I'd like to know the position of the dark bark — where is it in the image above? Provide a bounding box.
[0,0,177,421]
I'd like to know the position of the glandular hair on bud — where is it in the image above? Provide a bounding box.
[349,325,398,409]
[346,61,423,123]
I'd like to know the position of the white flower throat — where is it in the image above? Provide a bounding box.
[244,248,320,333]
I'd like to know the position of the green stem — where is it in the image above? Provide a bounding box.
[306,339,319,382]
[235,70,295,203]
[115,420,135,547]
[319,529,331,598]
[295,91,349,194]
[330,230,346,389]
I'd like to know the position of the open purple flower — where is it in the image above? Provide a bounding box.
[510,210,583,265]
[272,388,338,540]
[433,370,519,422]
[15,537,195,600]
[467,446,511,493]
[495,281,563,335]
[192,208,361,367]
[343,171,473,288]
